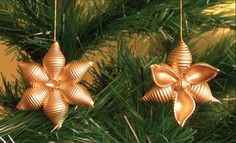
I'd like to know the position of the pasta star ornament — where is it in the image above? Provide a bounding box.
[16,41,94,130]
[142,40,220,126]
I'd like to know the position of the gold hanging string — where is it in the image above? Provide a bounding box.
[180,0,183,41]
[53,0,57,42]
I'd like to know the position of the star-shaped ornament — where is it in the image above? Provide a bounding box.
[142,40,220,126]
[17,42,94,130]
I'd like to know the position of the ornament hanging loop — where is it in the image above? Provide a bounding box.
[53,0,57,42]
[180,0,183,41]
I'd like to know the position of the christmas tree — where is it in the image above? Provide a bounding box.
[0,0,235,142]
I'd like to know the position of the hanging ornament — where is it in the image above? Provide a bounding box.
[142,0,220,126]
[16,0,94,131]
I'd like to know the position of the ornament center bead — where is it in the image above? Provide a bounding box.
[45,79,61,88]
[174,79,190,90]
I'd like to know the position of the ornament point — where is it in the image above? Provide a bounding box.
[51,123,62,133]
[212,98,221,103]
[89,100,94,108]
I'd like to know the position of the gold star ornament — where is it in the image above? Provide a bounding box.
[142,41,220,126]
[16,42,94,130]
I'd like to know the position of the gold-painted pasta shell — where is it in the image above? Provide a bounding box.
[62,60,93,82]
[184,63,219,84]
[61,84,94,108]
[142,86,175,103]
[17,87,48,110]
[18,62,49,87]
[43,42,65,80]
[187,83,220,103]
[43,90,68,129]
[167,41,192,74]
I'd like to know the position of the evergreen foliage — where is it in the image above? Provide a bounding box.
[0,0,235,142]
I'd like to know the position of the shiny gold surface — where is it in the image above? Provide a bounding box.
[17,87,48,110]
[142,40,219,126]
[61,84,94,108]
[16,41,94,130]
[62,60,93,82]
[187,83,219,103]
[44,90,68,130]
[43,42,65,80]
[168,41,192,74]
[174,91,195,126]
[150,64,178,87]
[142,86,175,103]
[184,63,219,84]
[18,62,49,87]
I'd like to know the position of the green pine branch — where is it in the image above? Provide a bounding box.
[0,39,197,143]
[0,0,235,142]
[190,33,236,142]
[0,0,233,62]
[1,36,235,142]
[194,33,236,94]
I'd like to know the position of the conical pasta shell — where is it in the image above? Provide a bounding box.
[167,41,192,74]
[17,87,48,110]
[18,62,48,87]
[43,42,65,80]
[142,86,175,103]
[61,60,93,82]
[61,84,94,108]
[187,83,220,103]
[43,90,68,129]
